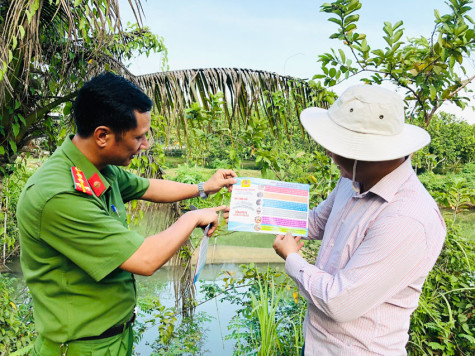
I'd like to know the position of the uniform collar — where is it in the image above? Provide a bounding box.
[61,135,111,193]
[367,158,414,202]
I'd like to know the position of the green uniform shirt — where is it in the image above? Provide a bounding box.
[17,135,150,343]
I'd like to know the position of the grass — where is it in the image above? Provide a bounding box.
[162,156,262,180]
[442,209,475,242]
[213,231,276,248]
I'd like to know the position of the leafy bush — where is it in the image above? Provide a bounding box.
[1,155,37,265]
[408,219,475,355]
[0,275,35,355]
[419,164,475,221]
[412,113,475,174]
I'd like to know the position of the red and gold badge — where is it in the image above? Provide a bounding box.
[88,172,106,197]
[71,167,93,196]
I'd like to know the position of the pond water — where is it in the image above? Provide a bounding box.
[134,262,284,355]
[5,258,284,356]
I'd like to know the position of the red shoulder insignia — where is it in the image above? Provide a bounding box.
[71,167,93,196]
[88,172,106,197]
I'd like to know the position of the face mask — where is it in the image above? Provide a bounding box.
[352,159,359,193]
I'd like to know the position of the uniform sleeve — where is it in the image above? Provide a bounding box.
[114,167,150,202]
[40,192,144,282]
[286,215,429,323]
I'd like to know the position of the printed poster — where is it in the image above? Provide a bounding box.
[228,177,309,237]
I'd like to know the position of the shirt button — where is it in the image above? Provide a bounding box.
[330,242,334,247]
[319,265,324,269]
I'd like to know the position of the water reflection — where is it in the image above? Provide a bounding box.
[134,262,284,356]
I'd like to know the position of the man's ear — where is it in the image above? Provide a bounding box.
[94,126,112,148]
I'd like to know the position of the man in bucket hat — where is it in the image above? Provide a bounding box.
[273,85,446,355]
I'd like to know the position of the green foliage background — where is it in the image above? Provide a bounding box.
[0,0,474,355]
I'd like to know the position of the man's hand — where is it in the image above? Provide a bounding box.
[273,232,304,260]
[222,206,231,223]
[203,169,237,195]
[188,205,226,236]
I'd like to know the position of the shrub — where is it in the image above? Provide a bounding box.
[408,219,475,355]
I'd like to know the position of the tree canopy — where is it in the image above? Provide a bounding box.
[0,0,165,178]
[316,0,474,126]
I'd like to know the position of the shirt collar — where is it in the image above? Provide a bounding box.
[366,158,414,202]
[61,135,111,192]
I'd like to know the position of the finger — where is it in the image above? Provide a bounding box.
[214,205,227,212]
[208,217,219,236]
[275,234,285,241]
[207,225,216,236]
[285,231,293,238]
[221,169,238,178]
[294,235,302,243]
[297,241,304,250]
[224,177,238,186]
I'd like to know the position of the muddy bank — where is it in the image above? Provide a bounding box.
[190,246,284,264]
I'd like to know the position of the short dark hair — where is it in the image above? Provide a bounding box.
[72,72,153,137]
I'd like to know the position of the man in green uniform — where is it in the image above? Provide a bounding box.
[17,72,236,355]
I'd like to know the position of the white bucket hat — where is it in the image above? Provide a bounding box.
[300,85,430,161]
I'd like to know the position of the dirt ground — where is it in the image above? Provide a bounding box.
[190,245,284,264]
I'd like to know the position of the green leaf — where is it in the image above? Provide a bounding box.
[345,23,357,33]
[0,146,4,155]
[19,25,25,40]
[427,342,445,350]
[11,35,17,50]
[344,14,360,25]
[9,140,17,153]
[338,49,346,63]
[394,29,404,43]
[12,123,20,137]
[383,22,393,36]
[372,49,385,57]
[446,55,456,71]
[63,102,72,116]
[17,113,26,126]
[25,9,33,24]
[430,86,437,100]
[328,17,342,26]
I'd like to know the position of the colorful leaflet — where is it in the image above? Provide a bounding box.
[228,177,309,237]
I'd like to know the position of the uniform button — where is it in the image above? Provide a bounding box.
[319,265,324,269]
[330,242,334,247]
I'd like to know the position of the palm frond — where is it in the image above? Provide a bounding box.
[135,68,327,137]
[0,0,145,104]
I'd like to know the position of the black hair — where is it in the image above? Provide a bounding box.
[72,72,153,138]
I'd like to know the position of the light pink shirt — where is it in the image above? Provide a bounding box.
[286,159,446,355]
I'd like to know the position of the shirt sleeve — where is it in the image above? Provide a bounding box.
[285,215,429,323]
[114,167,150,202]
[307,179,340,240]
[40,192,144,282]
